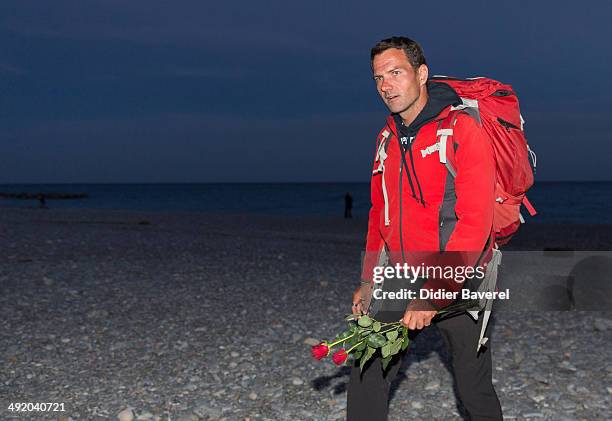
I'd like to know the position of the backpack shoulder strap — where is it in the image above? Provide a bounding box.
[436,109,466,178]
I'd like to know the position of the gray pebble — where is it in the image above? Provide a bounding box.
[117,408,135,421]
[303,337,320,346]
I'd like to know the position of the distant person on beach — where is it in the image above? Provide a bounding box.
[347,37,502,420]
[344,192,353,218]
[37,194,48,209]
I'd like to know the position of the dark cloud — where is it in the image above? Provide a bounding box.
[1,0,611,182]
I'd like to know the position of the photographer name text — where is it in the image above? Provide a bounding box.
[372,288,510,301]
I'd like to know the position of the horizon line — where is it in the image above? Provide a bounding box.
[1,180,611,185]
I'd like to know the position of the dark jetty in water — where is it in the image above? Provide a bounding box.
[0,192,88,200]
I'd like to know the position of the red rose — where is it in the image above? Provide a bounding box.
[332,348,348,365]
[311,343,329,360]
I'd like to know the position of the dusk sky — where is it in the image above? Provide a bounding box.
[1,1,611,183]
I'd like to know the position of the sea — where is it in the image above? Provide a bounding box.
[0,182,610,225]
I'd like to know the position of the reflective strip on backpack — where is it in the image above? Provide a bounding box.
[451,97,479,110]
[451,98,481,124]
[437,129,453,164]
[431,75,486,80]
[373,130,391,226]
[436,128,457,177]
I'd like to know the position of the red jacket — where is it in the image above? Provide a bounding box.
[362,86,495,296]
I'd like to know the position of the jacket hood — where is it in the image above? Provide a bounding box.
[394,81,462,138]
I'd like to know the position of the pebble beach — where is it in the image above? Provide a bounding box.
[1,207,611,420]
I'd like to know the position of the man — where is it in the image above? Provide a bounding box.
[347,37,503,420]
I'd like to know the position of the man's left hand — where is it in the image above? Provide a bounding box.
[401,300,437,330]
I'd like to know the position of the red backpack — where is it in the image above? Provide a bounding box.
[431,76,537,246]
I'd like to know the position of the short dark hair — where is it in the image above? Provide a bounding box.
[370,37,427,69]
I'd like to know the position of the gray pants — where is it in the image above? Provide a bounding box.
[346,312,502,421]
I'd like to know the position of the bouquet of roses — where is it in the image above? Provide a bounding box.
[311,313,408,371]
[311,299,479,371]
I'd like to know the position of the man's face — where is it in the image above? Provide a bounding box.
[372,48,428,115]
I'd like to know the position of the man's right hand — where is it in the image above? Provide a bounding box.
[351,284,368,315]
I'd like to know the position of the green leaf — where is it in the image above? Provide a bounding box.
[367,333,387,349]
[348,323,357,333]
[386,330,398,342]
[358,328,372,338]
[381,355,392,371]
[401,337,410,351]
[381,342,391,359]
[357,315,372,328]
[354,351,363,360]
[357,342,366,351]
[345,314,358,321]
[391,339,403,355]
[373,321,381,332]
[402,326,408,337]
[359,346,376,371]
